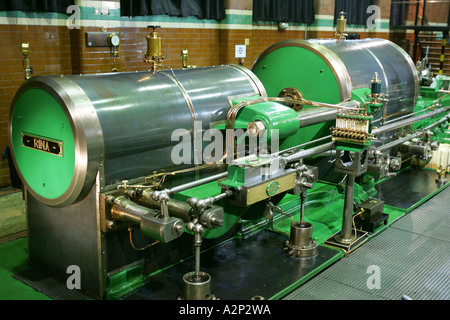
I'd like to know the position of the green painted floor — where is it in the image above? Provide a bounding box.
[0,238,51,300]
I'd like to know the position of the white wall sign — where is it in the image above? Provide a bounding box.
[235,45,246,58]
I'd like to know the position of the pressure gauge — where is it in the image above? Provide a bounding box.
[108,33,120,47]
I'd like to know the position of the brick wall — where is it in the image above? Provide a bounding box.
[0,24,72,188]
[404,1,450,25]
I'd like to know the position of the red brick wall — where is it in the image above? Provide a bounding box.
[71,27,222,74]
[0,25,72,188]
[404,0,449,25]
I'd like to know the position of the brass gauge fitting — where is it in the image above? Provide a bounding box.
[181,49,188,68]
[107,33,120,72]
[180,49,196,69]
[22,42,32,80]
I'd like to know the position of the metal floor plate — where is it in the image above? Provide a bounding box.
[390,187,450,242]
[283,186,450,300]
[281,275,387,300]
[13,267,92,300]
[123,230,341,300]
[376,168,445,209]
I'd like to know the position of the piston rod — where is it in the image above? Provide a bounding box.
[284,141,336,163]
[297,107,337,127]
[377,115,449,152]
[341,174,356,243]
[372,107,450,136]
[169,172,228,194]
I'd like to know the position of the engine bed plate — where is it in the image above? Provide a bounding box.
[122,230,341,300]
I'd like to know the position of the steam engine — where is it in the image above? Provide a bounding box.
[8,36,450,299]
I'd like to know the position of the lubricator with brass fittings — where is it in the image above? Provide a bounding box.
[367,72,389,124]
[370,72,382,104]
[335,12,348,40]
[145,25,164,72]
[331,109,373,145]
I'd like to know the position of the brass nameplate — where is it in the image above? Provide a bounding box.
[22,133,63,157]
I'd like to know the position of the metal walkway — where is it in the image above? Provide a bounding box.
[283,186,450,300]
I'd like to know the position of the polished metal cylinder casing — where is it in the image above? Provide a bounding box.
[316,38,419,115]
[9,65,266,207]
[252,38,419,130]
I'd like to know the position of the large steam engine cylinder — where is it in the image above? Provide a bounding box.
[252,38,420,143]
[9,65,266,207]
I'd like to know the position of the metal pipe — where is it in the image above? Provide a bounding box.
[340,174,356,243]
[372,107,450,136]
[377,131,425,152]
[273,135,332,157]
[194,231,201,279]
[284,141,336,163]
[297,100,360,128]
[377,114,449,152]
[187,190,232,215]
[137,193,191,222]
[169,172,228,194]
[298,107,337,127]
[271,97,361,111]
[300,192,306,225]
[210,191,230,203]
[378,106,435,125]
